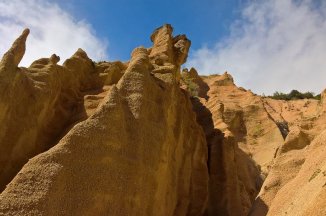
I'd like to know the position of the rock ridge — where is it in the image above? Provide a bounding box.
[0,25,208,216]
[0,24,325,216]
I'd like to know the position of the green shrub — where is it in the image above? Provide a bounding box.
[183,76,199,97]
[314,94,321,100]
[269,90,320,100]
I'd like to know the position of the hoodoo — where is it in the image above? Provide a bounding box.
[0,24,325,216]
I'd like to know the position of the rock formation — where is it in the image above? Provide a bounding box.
[0,25,208,216]
[189,72,283,216]
[188,72,326,216]
[0,24,325,216]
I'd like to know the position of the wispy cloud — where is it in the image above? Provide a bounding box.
[187,0,326,95]
[0,0,108,66]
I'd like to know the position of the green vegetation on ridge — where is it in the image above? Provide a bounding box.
[268,90,321,100]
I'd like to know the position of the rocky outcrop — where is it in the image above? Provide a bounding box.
[181,68,209,99]
[266,129,326,216]
[149,24,191,83]
[0,29,116,192]
[1,24,326,216]
[191,72,326,216]
[0,25,208,215]
[250,127,326,216]
[248,92,326,216]
[190,73,284,216]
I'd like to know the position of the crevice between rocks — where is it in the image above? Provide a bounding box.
[262,100,289,139]
[190,97,264,216]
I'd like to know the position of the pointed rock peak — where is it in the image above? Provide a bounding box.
[131,46,149,58]
[1,28,30,67]
[221,71,234,81]
[29,54,60,68]
[149,24,175,66]
[126,46,150,73]
[20,28,30,39]
[50,54,60,64]
[212,71,235,86]
[173,34,191,65]
[150,24,173,42]
[189,67,199,77]
[72,48,89,60]
[182,67,200,80]
[149,24,190,68]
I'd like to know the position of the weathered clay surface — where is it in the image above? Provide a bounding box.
[249,93,326,216]
[191,71,326,216]
[1,24,326,216]
[0,26,208,216]
[149,24,191,82]
[0,29,123,192]
[190,72,283,216]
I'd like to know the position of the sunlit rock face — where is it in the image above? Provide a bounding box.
[0,24,326,216]
[190,71,326,216]
[0,25,208,216]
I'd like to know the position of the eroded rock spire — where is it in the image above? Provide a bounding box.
[1,28,30,67]
[148,24,191,83]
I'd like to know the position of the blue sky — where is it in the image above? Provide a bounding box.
[0,0,326,95]
[56,0,247,61]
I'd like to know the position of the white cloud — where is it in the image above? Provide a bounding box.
[0,0,108,66]
[187,0,326,95]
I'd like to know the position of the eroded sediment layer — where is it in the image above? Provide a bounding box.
[0,24,326,216]
[0,25,208,216]
[186,69,326,216]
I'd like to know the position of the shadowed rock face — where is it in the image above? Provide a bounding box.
[0,25,208,216]
[190,73,281,216]
[191,72,326,216]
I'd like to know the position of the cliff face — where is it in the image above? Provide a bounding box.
[250,92,326,216]
[0,25,208,215]
[0,24,326,216]
[188,71,284,216]
[186,70,326,216]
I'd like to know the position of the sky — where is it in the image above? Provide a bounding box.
[0,0,325,95]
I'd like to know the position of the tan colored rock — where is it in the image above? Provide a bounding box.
[0,26,208,216]
[173,34,191,66]
[321,88,326,110]
[265,130,326,216]
[278,126,310,154]
[212,71,235,86]
[1,28,29,68]
[0,30,120,193]
[251,131,326,216]
[250,93,326,215]
[149,24,191,83]
[181,68,209,99]
[96,61,127,85]
[191,72,326,216]
[1,24,326,216]
[149,24,174,65]
[29,54,60,68]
